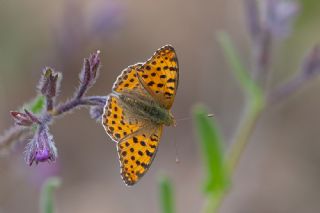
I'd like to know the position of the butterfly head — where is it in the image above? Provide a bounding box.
[165,111,176,127]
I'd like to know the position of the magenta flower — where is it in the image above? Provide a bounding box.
[25,125,57,166]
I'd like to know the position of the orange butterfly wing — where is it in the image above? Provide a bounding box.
[137,45,179,109]
[112,63,143,93]
[102,95,143,142]
[117,126,163,185]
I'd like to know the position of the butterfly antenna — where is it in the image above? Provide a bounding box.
[174,114,213,163]
[176,114,214,122]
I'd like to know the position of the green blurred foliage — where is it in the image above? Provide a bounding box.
[40,177,61,213]
[30,96,45,114]
[193,105,229,195]
[20,95,45,114]
[159,176,175,213]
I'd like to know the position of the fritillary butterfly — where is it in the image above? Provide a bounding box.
[102,45,179,185]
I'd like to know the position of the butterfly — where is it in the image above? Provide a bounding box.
[102,45,179,186]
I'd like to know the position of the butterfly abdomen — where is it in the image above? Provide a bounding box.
[118,93,174,126]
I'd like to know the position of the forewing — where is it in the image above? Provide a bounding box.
[112,63,143,93]
[117,126,163,185]
[102,95,144,142]
[137,45,179,109]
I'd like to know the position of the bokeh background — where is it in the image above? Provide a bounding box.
[1,0,320,212]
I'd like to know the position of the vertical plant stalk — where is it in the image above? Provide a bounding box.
[205,100,264,213]
[226,98,264,174]
[46,97,54,112]
[198,100,265,212]
[200,1,300,212]
[203,193,224,213]
[211,32,266,212]
[254,30,272,89]
[215,34,319,212]
[217,32,266,174]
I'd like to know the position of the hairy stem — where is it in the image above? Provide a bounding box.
[51,96,107,116]
[76,81,89,100]
[46,97,54,112]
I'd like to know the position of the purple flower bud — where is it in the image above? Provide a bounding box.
[10,110,40,126]
[89,50,100,80]
[77,51,101,98]
[25,125,57,166]
[39,67,60,98]
[80,51,101,86]
[266,0,299,38]
[10,111,34,126]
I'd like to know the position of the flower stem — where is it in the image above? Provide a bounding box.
[227,98,265,174]
[46,97,54,112]
[206,97,265,213]
[203,192,224,213]
[51,96,106,116]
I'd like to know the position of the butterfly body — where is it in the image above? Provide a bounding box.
[116,91,175,127]
[102,45,179,185]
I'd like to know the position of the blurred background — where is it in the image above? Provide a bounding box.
[1,0,320,212]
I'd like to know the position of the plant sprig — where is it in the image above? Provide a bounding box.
[0,51,107,165]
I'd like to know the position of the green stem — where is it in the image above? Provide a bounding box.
[206,32,267,213]
[227,97,265,174]
[40,177,61,213]
[203,192,224,213]
[207,97,265,213]
[203,193,215,213]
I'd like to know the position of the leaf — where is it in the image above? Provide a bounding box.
[30,95,45,114]
[40,177,61,213]
[159,176,175,213]
[193,105,229,194]
[22,95,45,114]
